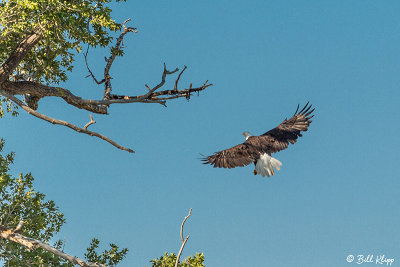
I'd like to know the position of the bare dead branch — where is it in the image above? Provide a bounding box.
[101,65,212,105]
[175,208,192,267]
[153,82,212,100]
[0,89,134,153]
[103,18,138,99]
[83,114,96,130]
[0,222,105,267]
[1,68,212,109]
[180,208,192,243]
[81,98,167,105]
[110,83,212,102]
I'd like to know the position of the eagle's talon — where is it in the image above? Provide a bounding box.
[253,170,257,175]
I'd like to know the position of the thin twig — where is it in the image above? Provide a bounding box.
[174,65,187,91]
[83,114,96,130]
[84,46,105,85]
[175,208,192,267]
[145,63,179,97]
[180,208,192,243]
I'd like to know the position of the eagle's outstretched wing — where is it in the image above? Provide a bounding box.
[202,143,258,168]
[260,102,314,154]
[202,102,314,169]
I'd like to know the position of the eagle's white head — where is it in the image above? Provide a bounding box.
[242,131,253,140]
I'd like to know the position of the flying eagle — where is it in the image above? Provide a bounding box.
[202,103,315,177]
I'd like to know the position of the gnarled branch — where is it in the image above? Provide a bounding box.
[2,80,108,114]
[0,222,105,267]
[0,88,134,153]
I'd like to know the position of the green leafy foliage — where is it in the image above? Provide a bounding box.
[0,0,125,84]
[0,139,128,266]
[85,238,128,267]
[0,97,18,118]
[149,252,205,267]
[0,138,69,266]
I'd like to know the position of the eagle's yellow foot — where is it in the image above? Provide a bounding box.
[253,170,257,175]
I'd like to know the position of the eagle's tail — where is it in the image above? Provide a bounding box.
[255,153,282,178]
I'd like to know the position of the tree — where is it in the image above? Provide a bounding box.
[0,0,212,153]
[1,2,207,265]
[0,138,128,266]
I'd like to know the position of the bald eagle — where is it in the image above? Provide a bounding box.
[202,102,314,177]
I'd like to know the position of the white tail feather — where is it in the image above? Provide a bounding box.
[255,153,282,178]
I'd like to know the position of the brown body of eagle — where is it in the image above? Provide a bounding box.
[202,102,315,169]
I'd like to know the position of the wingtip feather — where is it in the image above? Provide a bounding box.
[294,104,300,115]
[299,102,310,114]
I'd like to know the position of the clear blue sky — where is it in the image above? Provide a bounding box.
[3,0,400,266]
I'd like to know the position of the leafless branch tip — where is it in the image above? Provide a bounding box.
[83,114,96,130]
[174,66,187,91]
[175,208,192,267]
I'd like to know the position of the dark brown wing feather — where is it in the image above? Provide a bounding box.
[202,143,259,168]
[202,102,314,168]
[260,102,314,154]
